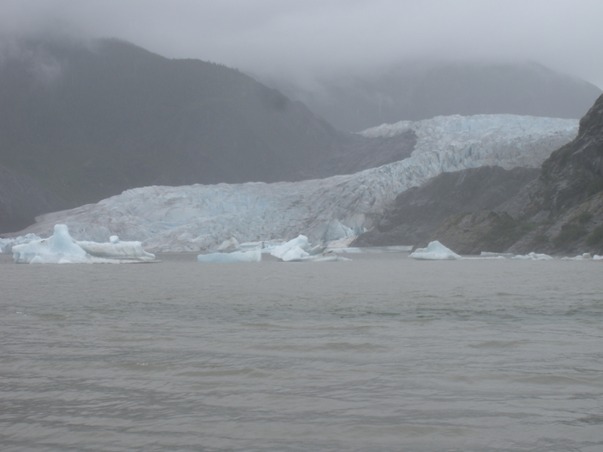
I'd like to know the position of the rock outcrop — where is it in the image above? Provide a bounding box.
[352,166,539,251]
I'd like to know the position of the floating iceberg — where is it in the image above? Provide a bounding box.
[12,224,156,264]
[269,235,312,262]
[0,233,41,253]
[264,235,348,262]
[562,253,593,261]
[197,248,262,264]
[511,252,553,260]
[410,241,462,260]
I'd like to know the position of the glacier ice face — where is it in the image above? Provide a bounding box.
[14,115,578,252]
[12,224,156,263]
[409,240,462,260]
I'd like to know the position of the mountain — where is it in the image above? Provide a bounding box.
[270,60,602,131]
[10,115,577,251]
[1,35,398,232]
[0,164,67,232]
[355,94,603,256]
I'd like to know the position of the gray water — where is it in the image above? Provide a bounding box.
[1,252,602,451]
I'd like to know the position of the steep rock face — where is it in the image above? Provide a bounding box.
[515,93,603,254]
[541,94,603,212]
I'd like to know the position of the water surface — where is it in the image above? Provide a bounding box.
[1,253,602,451]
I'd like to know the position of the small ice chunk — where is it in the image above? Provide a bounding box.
[410,241,462,260]
[0,233,41,253]
[511,252,553,260]
[217,237,240,252]
[197,248,261,263]
[269,235,311,262]
[78,240,156,261]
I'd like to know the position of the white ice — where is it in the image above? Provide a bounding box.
[197,248,262,264]
[12,224,156,264]
[0,233,41,253]
[511,252,553,260]
[268,235,312,262]
[77,239,156,261]
[14,114,578,252]
[410,241,462,260]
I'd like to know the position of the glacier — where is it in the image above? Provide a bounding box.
[12,115,578,252]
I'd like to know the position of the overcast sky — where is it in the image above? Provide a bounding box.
[3,0,603,88]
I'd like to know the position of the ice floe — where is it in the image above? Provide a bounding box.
[12,224,156,264]
[197,248,262,264]
[511,252,553,261]
[409,241,462,260]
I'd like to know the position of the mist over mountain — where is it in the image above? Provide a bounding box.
[269,60,602,131]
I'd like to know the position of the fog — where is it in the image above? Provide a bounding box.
[3,0,603,87]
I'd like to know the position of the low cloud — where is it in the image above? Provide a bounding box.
[2,0,602,87]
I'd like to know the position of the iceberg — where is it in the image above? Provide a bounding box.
[0,233,41,253]
[562,253,593,261]
[197,248,262,264]
[511,252,553,260]
[410,241,462,260]
[12,224,156,264]
[265,235,348,262]
[77,238,156,261]
[269,235,312,262]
